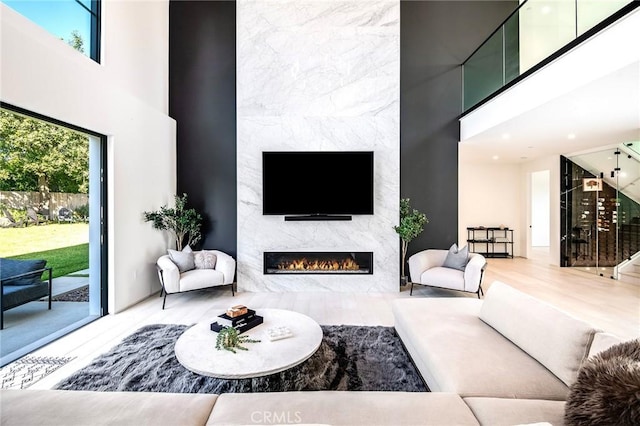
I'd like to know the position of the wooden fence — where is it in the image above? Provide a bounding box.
[0,191,88,219]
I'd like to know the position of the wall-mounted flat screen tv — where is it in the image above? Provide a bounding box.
[263,151,374,217]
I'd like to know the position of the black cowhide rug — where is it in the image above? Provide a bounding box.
[55,324,427,393]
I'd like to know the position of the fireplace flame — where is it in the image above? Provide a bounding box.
[277,257,360,271]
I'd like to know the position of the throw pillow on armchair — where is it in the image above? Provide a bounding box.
[167,246,195,272]
[442,243,469,271]
[194,251,217,269]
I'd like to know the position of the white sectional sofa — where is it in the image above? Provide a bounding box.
[0,281,626,425]
[1,389,482,425]
[392,280,623,425]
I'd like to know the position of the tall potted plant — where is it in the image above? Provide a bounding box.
[394,198,428,285]
[143,193,202,250]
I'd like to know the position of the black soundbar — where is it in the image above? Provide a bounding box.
[284,215,352,221]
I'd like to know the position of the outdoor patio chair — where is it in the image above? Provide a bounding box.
[26,207,48,226]
[0,258,53,329]
[2,208,23,227]
[58,207,74,223]
[26,207,40,226]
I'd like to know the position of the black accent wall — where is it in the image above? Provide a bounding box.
[400,0,516,257]
[169,0,515,261]
[169,0,237,257]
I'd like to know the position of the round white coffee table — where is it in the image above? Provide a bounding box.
[174,308,323,379]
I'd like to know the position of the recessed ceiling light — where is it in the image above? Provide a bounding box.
[492,155,499,160]
[619,171,627,178]
[607,157,612,160]
[502,133,510,140]
[567,133,576,140]
[541,5,552,14]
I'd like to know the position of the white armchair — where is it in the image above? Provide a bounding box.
[408,249,487,297]
[156,250,236,309]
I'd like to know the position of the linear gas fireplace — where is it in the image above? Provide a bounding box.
[264,252,373,275]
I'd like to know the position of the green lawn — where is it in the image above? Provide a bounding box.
[8,244,89,279]
[0,223,90,278]
[0,223,89,256]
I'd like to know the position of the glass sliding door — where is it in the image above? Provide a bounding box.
[0,105,107,366]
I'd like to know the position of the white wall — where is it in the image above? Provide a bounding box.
[102,0,169,113]
[458,152,522,257]
[236,0,400,292]
[459,150,561,265]
[1,2,176,313]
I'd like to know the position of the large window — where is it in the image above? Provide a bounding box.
[2,0,101,62]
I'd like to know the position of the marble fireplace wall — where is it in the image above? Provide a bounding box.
[237,0,400,292]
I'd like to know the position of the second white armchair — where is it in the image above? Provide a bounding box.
[156,249,236,309]
[408,248,486,298]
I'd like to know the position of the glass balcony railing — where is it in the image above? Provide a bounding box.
[462,0,636,113]
[626,141,640,157]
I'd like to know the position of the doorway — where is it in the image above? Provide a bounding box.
[529,170,551,262]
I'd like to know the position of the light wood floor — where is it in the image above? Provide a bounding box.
[26,256,640,390]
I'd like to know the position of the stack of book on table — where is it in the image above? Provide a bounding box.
[210,305,263,334]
